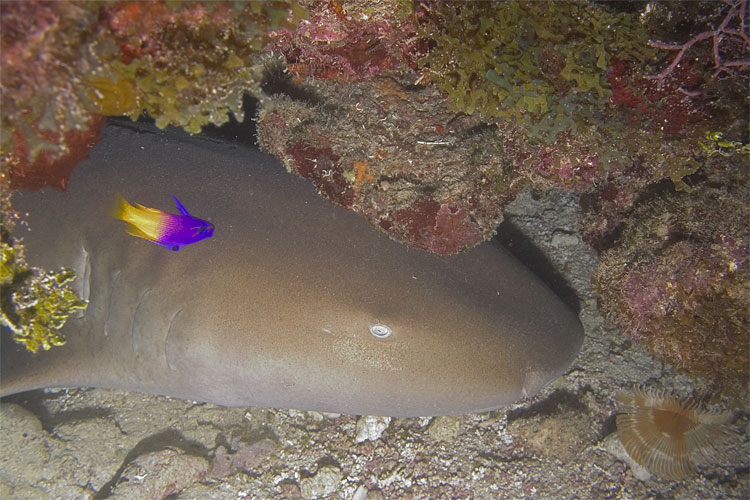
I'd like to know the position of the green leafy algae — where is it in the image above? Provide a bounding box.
[418,0,655,141]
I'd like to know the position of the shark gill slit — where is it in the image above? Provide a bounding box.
[130,288,152,355]
[164,309,184,371]
[76,244,91,317]
[103,270,121,337]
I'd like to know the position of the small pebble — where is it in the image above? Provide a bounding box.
[355,415,391,443]
[300,465,342,499]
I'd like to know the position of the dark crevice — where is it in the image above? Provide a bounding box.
[260,62,322,105]
[494,221,582,315]
[506,388,588,422]
[581,178,681,253]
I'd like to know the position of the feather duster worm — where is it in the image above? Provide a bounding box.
[616,386,734,480]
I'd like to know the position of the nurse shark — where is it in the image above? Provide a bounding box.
[0,124,583,417]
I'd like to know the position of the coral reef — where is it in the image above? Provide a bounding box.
[0,1,104,190]
[616,386,735,480]
[259,1,514,253]
[257,73,519,254]
[607,56,704,137]
[594,153,749,392]
[415,0,660,197]
[417,0,653,124]
[7,115,105,191]
[646,0,749,81]
[414,0,747,250]
[266,0,421,82]
[0,241,87,353]
[0,0,306,188]
[97,0,307,133]
[0,157,17,230]
[1,158,86,354]
[258,0,747,258]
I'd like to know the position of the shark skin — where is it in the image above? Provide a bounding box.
[0,123,584,417]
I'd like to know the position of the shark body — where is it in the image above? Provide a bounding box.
[1,124,583,417]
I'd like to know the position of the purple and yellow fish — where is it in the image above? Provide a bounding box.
[113,194,214,251]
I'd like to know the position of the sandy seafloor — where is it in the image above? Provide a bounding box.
[1,123,748,500]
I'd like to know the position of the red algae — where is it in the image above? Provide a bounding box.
[607,57,704,136]
[389,196,442,251]
[386,198,482,255]
[8,115,105,191]
[286,141,354,208]
[431,204,482,255]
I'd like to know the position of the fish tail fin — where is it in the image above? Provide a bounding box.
[124,224,157,242]
[112,193,132,222]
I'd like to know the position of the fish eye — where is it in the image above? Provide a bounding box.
[194,225,212,237]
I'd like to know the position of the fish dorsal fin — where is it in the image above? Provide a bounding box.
[171,195,191,216]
